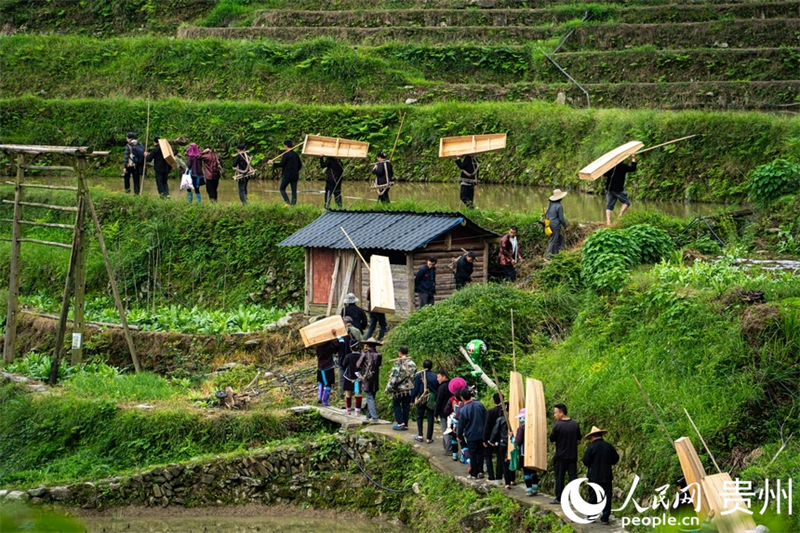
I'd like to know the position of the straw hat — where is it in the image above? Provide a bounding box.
[584,425,608,439]
[343,293,359,304]
[516,408,526,419]
[549,189,568,201]
[363,337,383,346]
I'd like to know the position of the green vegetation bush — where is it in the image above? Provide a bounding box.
[747,158,800,207]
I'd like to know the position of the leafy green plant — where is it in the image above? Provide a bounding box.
[747,159,800,207]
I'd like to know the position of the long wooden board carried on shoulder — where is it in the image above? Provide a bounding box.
[302,134,369,159]
[439,134,507,158]
[524,378,547,471]
[701,473,758,533]
[369,255,395,314]
[578,140,643,181]
[507,371,525,460]
[158,138,176,169]
[300,315,347,347]
[674,437,711,522]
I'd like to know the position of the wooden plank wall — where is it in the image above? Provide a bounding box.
[309,249,359,309]
[411,231,486,303]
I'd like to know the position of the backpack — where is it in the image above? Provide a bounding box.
[357,350,377,382]
[413,371,437,410]
[128,142,144,166]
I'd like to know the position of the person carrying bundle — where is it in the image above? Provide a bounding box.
[269,139,303,207]
[455,155,479,207]
[320,156,344,209]
[232,143,255,205]
[372,152,393,204]
[604,154,636,225]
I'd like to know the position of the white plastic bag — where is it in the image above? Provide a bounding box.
[179,169,194,190]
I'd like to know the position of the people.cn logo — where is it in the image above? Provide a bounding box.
[561,478,607,524]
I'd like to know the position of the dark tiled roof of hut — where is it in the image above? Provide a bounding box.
[279,210,499,252]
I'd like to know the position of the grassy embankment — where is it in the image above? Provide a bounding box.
[2,97,799,202]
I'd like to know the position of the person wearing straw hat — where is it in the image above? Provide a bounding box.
[604,154,636,226]
[357,337,383,421]
[341,293,367,333]
[544,189,569,260]
[582,426,620,525]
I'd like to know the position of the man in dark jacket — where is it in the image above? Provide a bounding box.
[414,257,437,308]
[372,151,393,204]
[549,403,581,504]
[483,393,505,481]
[315,339,339,407]
[145,137,170,198]
[123,132,144,195]
[269,139,302,206]
[411,359,439,443]
[341,293,368,332]
[583,426,620,525]
[232,143,253,204]
[455,155,479,207]
[364,289,387,341]
[455,251,475,290]
[320,156,344,209]
[457,388,488,479]
[358,337,383,421]
[434,370,454,453]
[498,227,521,282]
[604,155,636,225]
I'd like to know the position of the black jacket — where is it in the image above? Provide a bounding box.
[583,438,620,483]
[483,404,503,442]
[146,145,171,174]
[274,149,302,181]
[233,152,249,172]
[455,255,474,286]
[414,264,436,294]
[489,414,508,446]
[342,304,367,332]
[604,161,636,193]
[455,155,479,182]
[411,370,439,402]
[434,380,453,418]
[320,157,343,186]
[549,418,582,462]
[372,160,393,185]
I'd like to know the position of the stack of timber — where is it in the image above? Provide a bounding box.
[158,138,176,169]
[578,141,642,181]
[674,437,711,521]
[369,255,395,314]
[524,378,547,471]
[439,134,507,158]
[300,315,347,347]
[302,135,369,159]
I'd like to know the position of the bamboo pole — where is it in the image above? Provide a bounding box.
[71,170,88,365]
[491,367,511,435]
[340,226,370,272]
[267,141,306,163]
[389,112,406,162]
[684,408,722,474]
[142,97,151,185]
[511,309,516,372]
[84,186,142,373]
[635,135,697,155]
[633,375,675,447]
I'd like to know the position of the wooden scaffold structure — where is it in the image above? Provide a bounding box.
[1,144,141,383]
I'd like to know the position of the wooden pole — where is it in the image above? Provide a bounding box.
[326,254,341,317]
[340,226,370,272]
[491,367,511,433]
[71,158,88,365]
[49,193,84,385]
[268,141,306,163]
[684,408,722,474]
[142,97,151,185]
[84,186,142,373]
[3,153,24,363]
[635,135,697,155]
[511,309,516,372]
[389,113,406,162]
[633,375,675,447]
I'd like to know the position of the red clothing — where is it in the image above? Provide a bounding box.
[198,151,221,180]
[499,234,520,266]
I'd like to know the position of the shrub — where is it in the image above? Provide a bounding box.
[747,159,800,207]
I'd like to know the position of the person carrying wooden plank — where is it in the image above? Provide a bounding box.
[144,137,170,198]
[604,154,636,225]
[269,139,303,206]
[320,156,344,209]
[372,152,393,204]
[364,289,387,341]
[550,403,582,504]
[582,426,620,525]
[512,408,540,496]
[315,339,340,407]
[544,189,569,259]
[455,155,479,207]
[499,227,521,281]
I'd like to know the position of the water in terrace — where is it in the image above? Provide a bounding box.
[14,176,727,219]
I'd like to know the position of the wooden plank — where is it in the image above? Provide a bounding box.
[300,315,347,347]
[326,254,341,317]
[0,144,92,155]
[158,138,176,169]
[524,378,547,471]
[701,473,757,533]
[674,437,711,522]
[507,370,525,459]
[71,178,87,366]
[18,166,75,172]
[578,141,643,181]
[369,255,395,314]
[3,153,24,363]
[2,200,78,212]
[439,134,507,158]
[0,238,72,249]
[302,134,369,159]
[336,253,357,315]
[1,219,75,230]
[406,253,415,313]
[304,248,311,315]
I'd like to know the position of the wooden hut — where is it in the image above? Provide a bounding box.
[279,210,501,317]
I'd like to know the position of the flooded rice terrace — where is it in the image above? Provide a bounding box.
[19,176,725,220]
